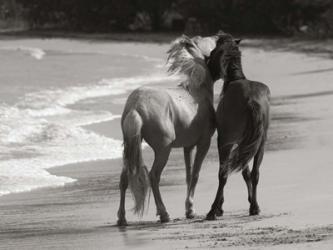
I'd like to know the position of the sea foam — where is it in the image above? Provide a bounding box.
[0,73,177,196]
[0,46,46,60]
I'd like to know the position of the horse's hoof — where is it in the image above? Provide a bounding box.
[205,212,217,221]
[160,213,170,223]
[117,218,128,226]
[185,211,196,219]
[249,205,260,216]
[216,208,224,217]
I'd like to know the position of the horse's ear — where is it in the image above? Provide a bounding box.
[217,30,226,36]
[234,39,242,45]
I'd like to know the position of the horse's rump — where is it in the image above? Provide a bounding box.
[228,99,267,172]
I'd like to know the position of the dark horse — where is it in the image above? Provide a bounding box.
[206,33,270,220]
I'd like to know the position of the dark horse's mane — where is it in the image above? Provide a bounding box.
[207,32,245,94]
[221,38,245,91]
[215,35,246,94]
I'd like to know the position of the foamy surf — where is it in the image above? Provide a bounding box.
[0,73,177,196]
[18,46,46,60]
[0,127,123,196]
[0,46,46,60]
[17,74,178,117]
[0,166,74,196]
[0,105,122,196]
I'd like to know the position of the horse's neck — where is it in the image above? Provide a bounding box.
[186,79,214,104]
[223,57,246,92]
[201,82,214,103]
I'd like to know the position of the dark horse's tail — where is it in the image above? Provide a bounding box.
[122,110,150,216]
[230,100,266,172]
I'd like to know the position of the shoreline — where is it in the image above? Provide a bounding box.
[0,30,181,44]
[1,30,333,59]
[0,70,177,200]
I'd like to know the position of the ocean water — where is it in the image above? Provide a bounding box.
[0,38,173,196]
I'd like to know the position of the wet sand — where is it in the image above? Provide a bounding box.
[1,39,333,249]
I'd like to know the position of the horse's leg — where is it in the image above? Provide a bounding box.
[117,169,128,226]
[149,147,172,223]
[242,165,253,211]
[250,144,264,215]
[185,139,211,219]
[184,146,194,214]
[206,144,234,220]
[206,167,228,220]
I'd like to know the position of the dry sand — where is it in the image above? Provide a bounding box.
[0,38,333,249]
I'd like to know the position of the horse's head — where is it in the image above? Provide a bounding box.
[208,31,241,81]
[192,35,219,58]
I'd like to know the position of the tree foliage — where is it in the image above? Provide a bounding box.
[6,0,333,36]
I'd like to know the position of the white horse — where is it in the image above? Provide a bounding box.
[117,35,218,226]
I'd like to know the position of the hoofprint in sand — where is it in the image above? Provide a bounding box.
[0,38,332,249]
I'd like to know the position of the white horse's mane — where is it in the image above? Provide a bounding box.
[167,35,216,89]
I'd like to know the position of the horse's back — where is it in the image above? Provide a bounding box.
[224,80,269,103]
[122,86,215,148]
[123,87,171,120]
[222,80,270,116]
[124,86,174,115]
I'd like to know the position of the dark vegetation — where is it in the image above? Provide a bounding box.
[1,0,333,37]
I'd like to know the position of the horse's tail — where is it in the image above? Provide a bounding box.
[230,100,265,172]
[122,110,150,216]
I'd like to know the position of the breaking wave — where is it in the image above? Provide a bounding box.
[0,73,176,196]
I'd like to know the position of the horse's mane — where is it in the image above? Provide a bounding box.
[167,35,213,89]
[213,32,244,90]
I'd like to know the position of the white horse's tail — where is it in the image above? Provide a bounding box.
[122,110,149,216]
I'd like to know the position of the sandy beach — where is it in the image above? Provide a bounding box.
[0,36,333,249]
